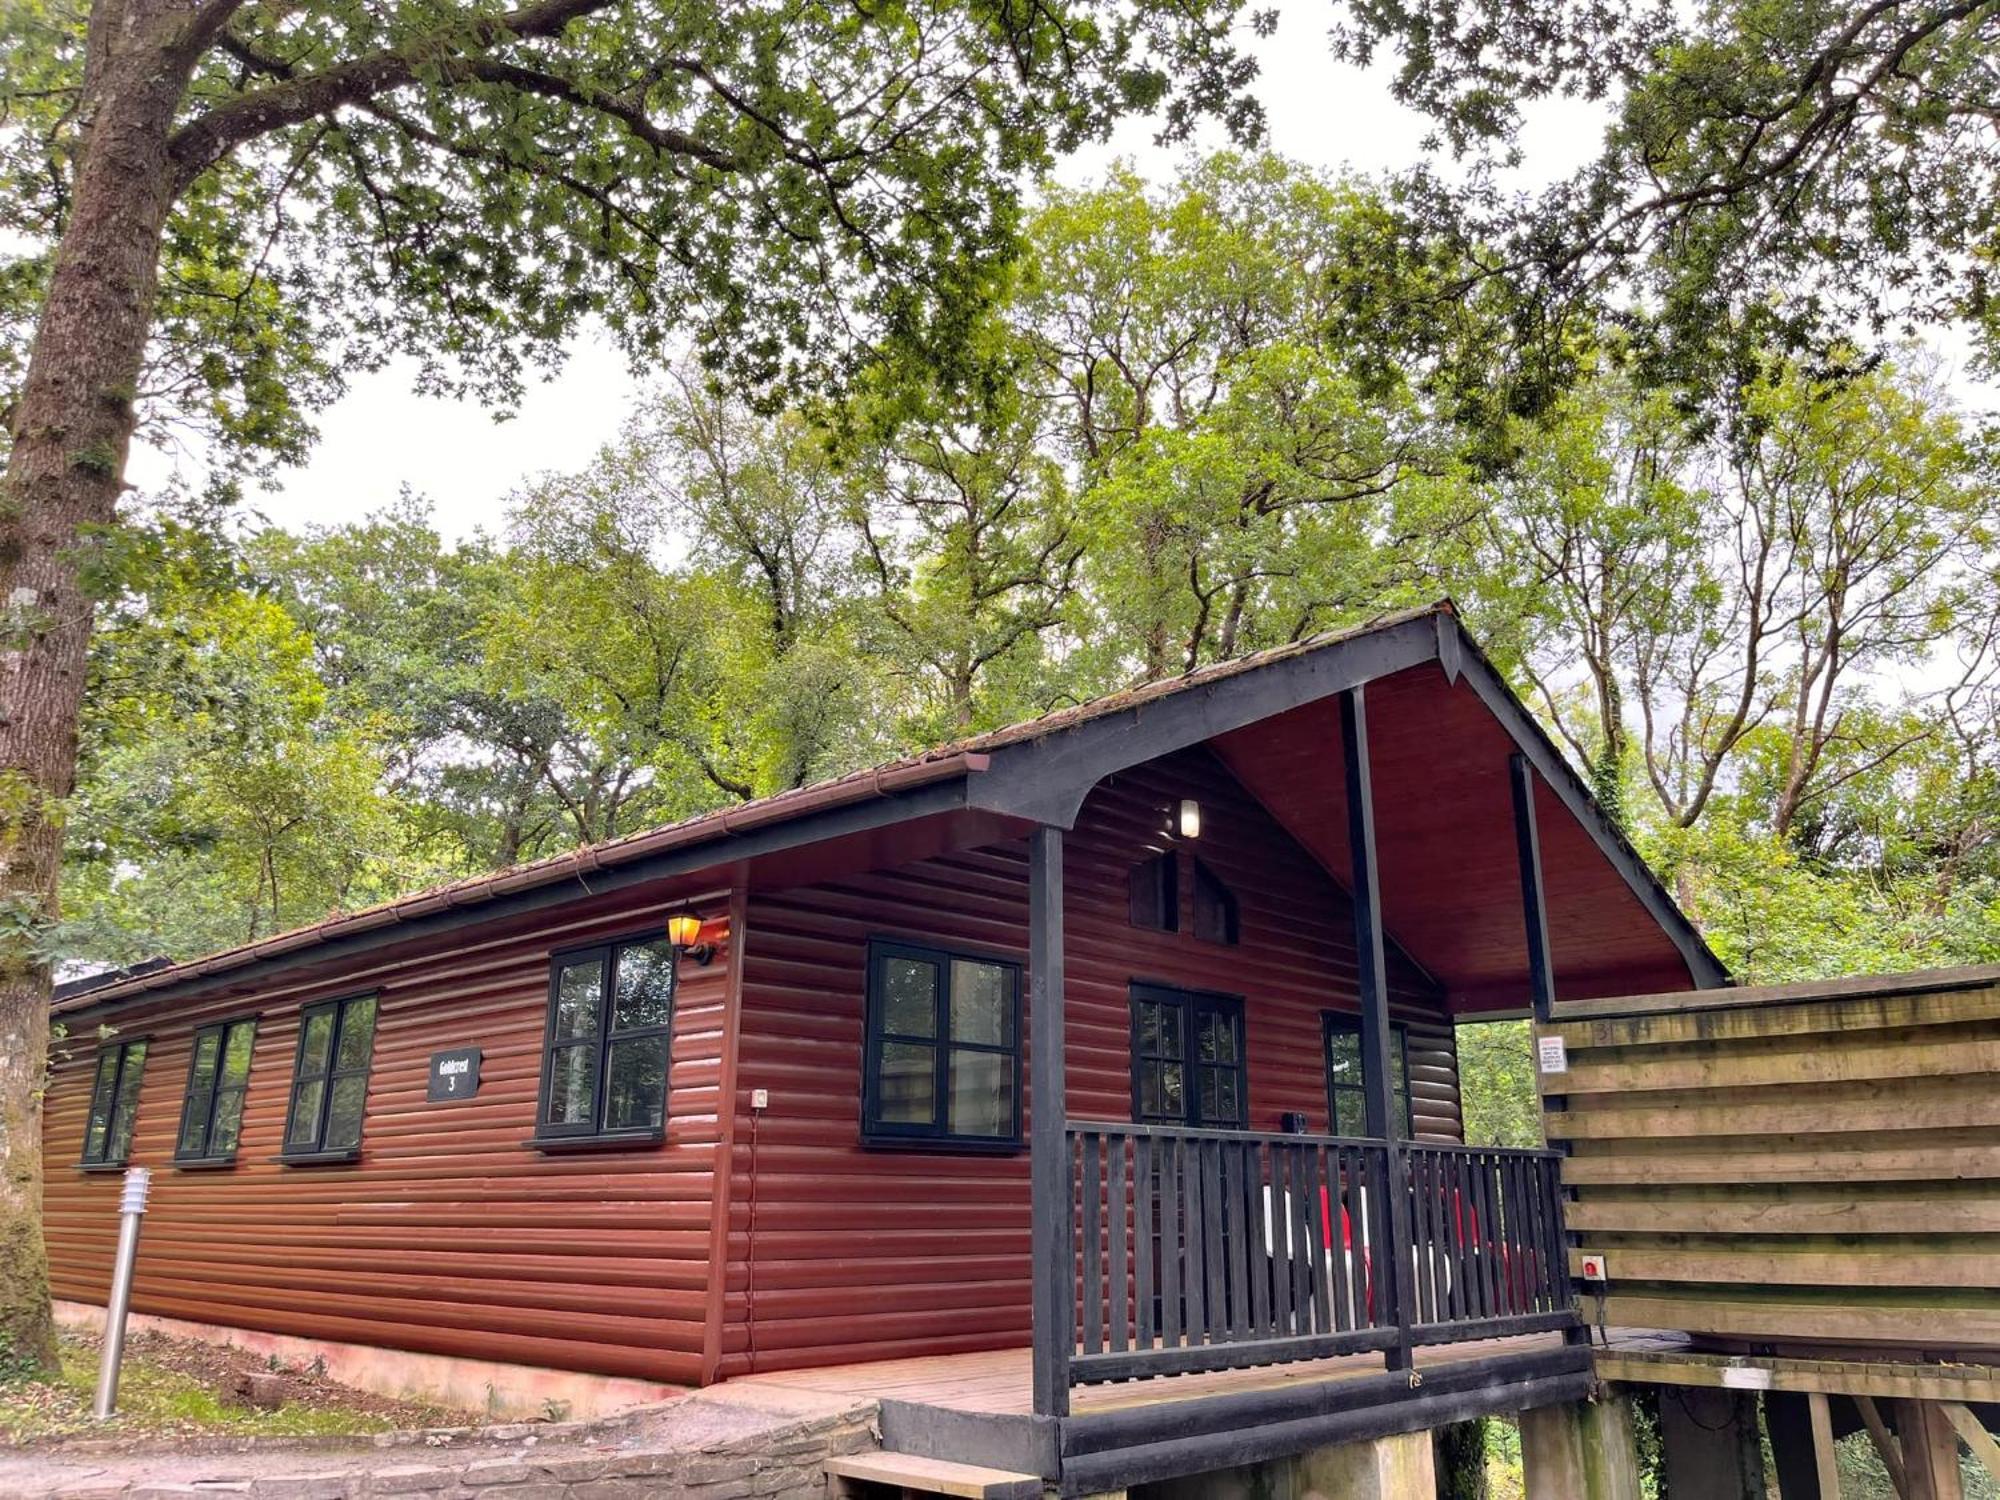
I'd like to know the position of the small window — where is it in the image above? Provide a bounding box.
[1128,850,1179,932]
[1131,984,1247,1128]
[176,1017,258,1164]
[1191,858,1238,945]
[534,936,676,1145]
[282,995,377,1161]
[863,940,1021,1148]
[1323,1013,1412,1139]
[81,1039,149,1167]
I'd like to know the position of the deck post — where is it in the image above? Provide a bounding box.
[1338,687,1416,1371]
[1511,750,1590,1345]
[1509,752,1556,1024]
[1029,824,1072,1419]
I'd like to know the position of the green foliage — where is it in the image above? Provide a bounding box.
[1016,157,1486,674]
[49,152,2000,996]
[1455,1022,1542,1149]
[1331,0,2000,406]
[0,0,1271,474]
[63,523,435,960]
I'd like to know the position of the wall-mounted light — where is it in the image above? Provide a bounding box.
[1177,799,1202,839]
[667,910,715,966]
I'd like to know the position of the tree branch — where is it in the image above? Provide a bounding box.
[167,0,626,184]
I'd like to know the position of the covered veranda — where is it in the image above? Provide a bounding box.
[788,602,1726,1491]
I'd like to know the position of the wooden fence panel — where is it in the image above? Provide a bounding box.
[1543,967,2000,1355]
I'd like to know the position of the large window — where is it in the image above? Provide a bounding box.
[1323,1013,1412,1139]
[80,1039,149,1167]
[535,936,676,1145]
[863,940,1021,1148]
[175,1017,257,1165]
[1131,984,1247,1129]
[282,994,377,1161]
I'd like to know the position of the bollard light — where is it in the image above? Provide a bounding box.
[94,1166,150,1420]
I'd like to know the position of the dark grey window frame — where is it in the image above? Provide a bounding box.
[1128,850,1179,933]
[861,937,1024,1152]
[174,1015,259,1167]
[280,993,377,1164]
[1129,983,1248,1129]
[1322,1011,1413,1139]
[530,932,677,1151]
[1189,856,1239,945]
[79,1037,150,1169]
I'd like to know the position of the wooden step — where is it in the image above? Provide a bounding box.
[824,1450,1045,1499]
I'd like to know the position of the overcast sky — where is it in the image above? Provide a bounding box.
[114,12,1671,541]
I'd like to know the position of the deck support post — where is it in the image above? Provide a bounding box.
[1338,687,1416,1371]
[1029,824,1072,1419]
[1896,1399,1966,1500]
[1659,1387,1765,1500]
[1509,752,1557,1024]
[1521,1393,1642,1500]
[1511,750,1590,1346]
[1766,1392,1827,1500]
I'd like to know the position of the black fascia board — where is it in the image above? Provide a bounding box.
[963,614,1443,829]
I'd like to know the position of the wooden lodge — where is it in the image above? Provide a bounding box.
[42,601,2000,1497]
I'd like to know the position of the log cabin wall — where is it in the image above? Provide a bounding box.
[719,748,1461,1379]
[43,882,736,1385]
[1542,967,2000,1354]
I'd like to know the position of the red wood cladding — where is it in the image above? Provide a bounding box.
[1212,663,1699,1008]
[717,749,1460,1378]
[43,740,1486,1390]
[43,884,735,1386]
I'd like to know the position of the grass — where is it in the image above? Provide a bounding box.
[0,1334,437,1447]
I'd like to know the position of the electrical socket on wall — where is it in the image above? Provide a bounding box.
[750,1088,769,1110]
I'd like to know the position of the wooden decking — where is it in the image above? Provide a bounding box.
[726,1331,1593,1494]
[728,1330,1570,1416]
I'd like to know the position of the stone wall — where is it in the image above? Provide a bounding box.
[17,1404,880,1500]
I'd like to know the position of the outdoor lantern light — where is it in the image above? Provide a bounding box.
[668,911,714,966]
[1177,799,1202,839]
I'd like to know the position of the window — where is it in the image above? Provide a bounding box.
[282,995,377,1161]
[175,1017,258,1165]
[535,936,676,1145]
[1128,850,1178,933]
[1131,984,1247,1128]
[863,940,1021,1147]
[80,1039,149,1167]
[1323,1013,1412,1139]
[1190,858,1238,945]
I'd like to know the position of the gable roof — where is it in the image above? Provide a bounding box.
[58,601,1726,1013]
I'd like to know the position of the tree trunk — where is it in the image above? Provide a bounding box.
[0,36,185,1374]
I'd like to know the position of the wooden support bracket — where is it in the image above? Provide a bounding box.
[1855,1396,1910,1499]
[1940,1403,2000,1486]
[1808,1391,1841,1499]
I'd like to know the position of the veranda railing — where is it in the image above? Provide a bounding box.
[1065,1121,1577,1386]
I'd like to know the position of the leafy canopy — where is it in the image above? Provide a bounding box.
[0,0,1272,472]
[1332,0,2000,403]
